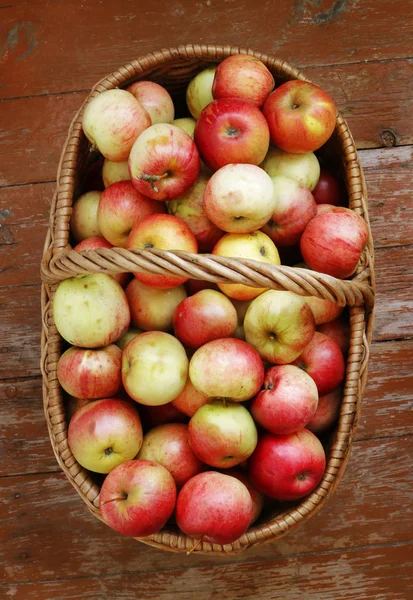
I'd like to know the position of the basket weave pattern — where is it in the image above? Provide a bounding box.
[40,45,375,554]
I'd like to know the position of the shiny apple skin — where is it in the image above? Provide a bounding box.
[212,55,274,107]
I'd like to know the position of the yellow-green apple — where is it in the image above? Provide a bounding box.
[53,274,130,348]
[172,117,196,138]
[186,67,216,119]
[212,231,280,300]
[167,172,223,252]
[300,208,369,279]
[68,398,142,473]
[292,332,345,394]
[261,176,317,246]
[57,344,122,399]
[303,295,343,325]
[251,365,318,435]
[176,471,253,545]
[317,316,350,355]
[173,289,238,348]
[127,213,198,288]
[194,98,270,172]
[219,470,264,525]
[188,400,258,468]
[185,279,219,295]
[73,236,131,287]
[203,164,275,233]
[189,338,264,401]
[129,124,200,201]
[212,55,274,107]
[126,277,186,331]
[65,396,91,422]
[102,159,130,187]
[316,203,336,215]
[82,89,151,162]
[312,168,346,205]
[98,180,164,248]
[263,80,336,153]
[100,459,176,537]
[244,290,316,364]
[261,147,320,191]
[248,429,326,500]
[307,387,342,434]
[115,327,142,350]
[126,81,174,124]
[122,331,188,405]
[139,402,187,430]
[138,423,203,487]
[231,299,253,340]
[172,378,210,417]
[70,191,102,242]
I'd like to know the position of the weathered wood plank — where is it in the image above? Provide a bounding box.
[1,62,413,187]
[2,436,412,583]
[1,339,412,477]
[1,0,413,100]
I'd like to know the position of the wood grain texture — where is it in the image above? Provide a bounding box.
[2,436,412,584]
[1,63,413,187]
[1,338,412,477]
[1,0,412,100]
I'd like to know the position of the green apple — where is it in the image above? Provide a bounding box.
[186,67,216,119]
[261,147,320,191]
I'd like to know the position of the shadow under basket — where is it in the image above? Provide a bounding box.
[40,44,375,555]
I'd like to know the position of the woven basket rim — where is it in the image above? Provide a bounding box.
[40,44,375,555]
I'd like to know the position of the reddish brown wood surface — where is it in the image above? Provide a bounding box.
[1,0,413,597]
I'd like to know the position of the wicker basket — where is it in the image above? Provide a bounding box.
[40,44,375,555]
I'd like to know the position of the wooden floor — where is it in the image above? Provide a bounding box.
[1,1,413,598]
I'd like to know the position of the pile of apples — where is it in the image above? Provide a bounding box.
[53,54,369,546]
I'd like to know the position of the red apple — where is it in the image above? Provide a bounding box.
[100,459,176,537]
[171,378,210,417]
[127,81,174,125]
[261,176,317,246]
[57,344,122,399]
[194,98,270,172]
[316,203,336,215]
[300,208,369,279]
[73,236,131,288]
[203,163,275,233]
[186,67,216,119]
[102,159,130,187]
[129,124,200,201]
[53,274,130,348]
[212,231,280,300]
[70,191,102,242]
[82,89,151,162]
[98,180,164,247]
[176,471,253,545]
[244,290,316,364]
[317,316,350,355]
[292,332,345,395]
[251,365,318,435]
[127,213,198,288]
[303,295,344,325]
[138,423,203,487]
[68,398,143,473]
[189,338,264,402]
[122,331,188,406]
[125,277,186,331]
[261,147,320,191]
[307,388,342,434]
[167,172,223,252]
[312,168,346,205]
[212,55,274,107]
[263,80,336,153]
[249,430,326,500]
[219,470,264,525]
[189,399,258,468]
[173,289,238,348]
[139,402,188,430]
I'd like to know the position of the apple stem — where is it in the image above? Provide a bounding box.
[139,172,168,192]
[186,537,203,555]
[100,496,126,506]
